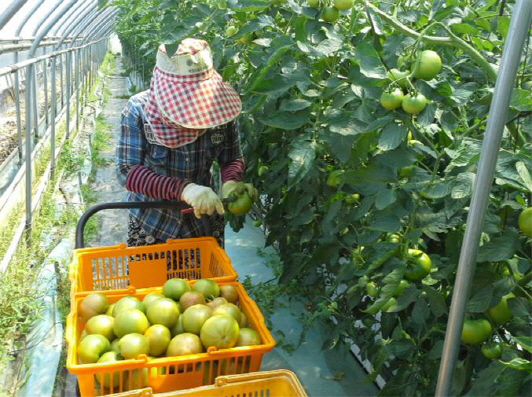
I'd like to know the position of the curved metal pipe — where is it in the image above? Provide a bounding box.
[77,9,118,46]
[14,0,46,37]
[69,7,116,50]
[0,0,28,31]
[52,0,92,37]
[53,0,97,47]
[56,5,102,50]
[30,0,64,37]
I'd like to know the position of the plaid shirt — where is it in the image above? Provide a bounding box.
[116,90,243,242]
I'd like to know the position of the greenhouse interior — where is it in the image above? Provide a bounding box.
[0,0,530,396]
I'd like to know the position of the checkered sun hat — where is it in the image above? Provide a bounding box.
[144,38,242,148]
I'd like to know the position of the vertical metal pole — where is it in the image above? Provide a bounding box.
[25,63,34,240]
[14,70,23,165]
[43,59,49,128]
[66,50,71,139]
[435,1,532,395]
[32,66,39,139]
[51,56,57,180]
[76,48,80,132]
[59,52,64,108]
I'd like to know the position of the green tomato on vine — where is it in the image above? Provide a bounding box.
[402,93,428,114]
[333,0,354,11]
[321,7,340,23]
[380,88,405,110]
[412,50,442,80]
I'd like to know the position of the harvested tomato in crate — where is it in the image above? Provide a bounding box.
[70,202,237,296]
[66,281,276,397]
[105,370,308,397]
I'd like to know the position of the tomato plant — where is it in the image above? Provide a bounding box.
[109,0,532,394]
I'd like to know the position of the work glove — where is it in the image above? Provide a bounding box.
[181,183,225,219]
[221,181,259,202]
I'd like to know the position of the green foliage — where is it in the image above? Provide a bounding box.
[111,0,532,394]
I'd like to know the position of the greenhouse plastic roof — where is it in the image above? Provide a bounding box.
[0,0,117,48]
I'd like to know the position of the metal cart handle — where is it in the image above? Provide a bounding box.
[75,201,203,249]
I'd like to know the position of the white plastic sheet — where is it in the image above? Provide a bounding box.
[109,33,122,55]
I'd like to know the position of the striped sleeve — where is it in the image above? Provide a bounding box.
[218,120,245,183]
[125,165,189,200]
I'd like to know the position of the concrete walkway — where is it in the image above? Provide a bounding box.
[69,56,379,397]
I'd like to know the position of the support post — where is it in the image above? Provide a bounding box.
[435,1,532,395]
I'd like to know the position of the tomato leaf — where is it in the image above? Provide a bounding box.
[477,230,520,262]
[513,336,532,354]
[428,339,444,360]
[451,172,475,199]
[259,110,310,129]
[500,358,532,372]
[378,123,408,151]
[467,284,495,313]
[354,41,387,79]
[515,161,532,192]
[367,214,401,233]
[422,286,448,318]
[508,297,531,317]
[279,98,312,112]
[287,139,316,186]
[411,298,430,323]
[375,189,397,210]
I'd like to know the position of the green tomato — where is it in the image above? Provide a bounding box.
[481,342,502,360]
[225,26,237,37]
[228,193,253,215]
[366,282,379,298]
[387,68,409,89]
[307,0,320,7]
[402,93,427,114]
[381,297,397,312]
[461,319,492,344]
[252,219,263,227]
[399,165,415,178]
[411,50,442,80]
[333,0,353,11]
[518,207,532,237]
[321,6,340,23]
[387,233,400,244]
[344,193,360,204]
[380,88,405,110]
[488,293,514,325]
[258,165,269,176]
[326,170,344,187]
[394,280,410,297]
[404,249,432,281]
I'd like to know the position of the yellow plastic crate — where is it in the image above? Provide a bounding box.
[70,237,237,296]
[107,370,308,397]
[66,282,276,396]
